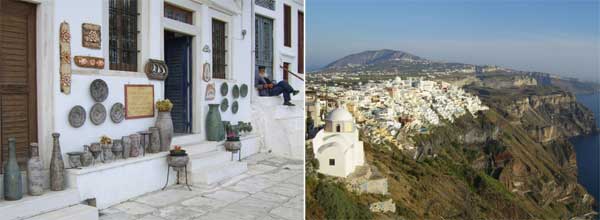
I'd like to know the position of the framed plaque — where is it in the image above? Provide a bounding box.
[125,84,155,119]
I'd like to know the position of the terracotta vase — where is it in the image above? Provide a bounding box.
[155,111,173,152]
[27,142,44,196]
[81,145,93,167]
[149,127,161,153]
[129,134,141,157]
[50,133,65,191]
[206,104,225,141]
[4,137,23,200]
[121,136,131,159]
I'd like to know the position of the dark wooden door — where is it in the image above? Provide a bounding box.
[165,36,192,134]
[297,11,304,74]
[0,0,37,171]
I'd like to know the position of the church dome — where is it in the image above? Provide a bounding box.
[325,107,353,122]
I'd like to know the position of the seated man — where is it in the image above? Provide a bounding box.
[255,66,299,106]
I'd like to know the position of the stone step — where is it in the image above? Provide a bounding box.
[181,141,220,155]
[0,188,81,220]
[192,161,248,185]
[189,150,230,171]
[27,204,98,220]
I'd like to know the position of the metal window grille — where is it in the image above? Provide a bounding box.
[255,15,273,79]
[109,0,138,72]
[212,19,227,79]
[283,4,291,47]
[255,0,275,10]
[164,3,193,24]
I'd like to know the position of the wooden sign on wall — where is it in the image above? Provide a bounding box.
[125,85,155,119]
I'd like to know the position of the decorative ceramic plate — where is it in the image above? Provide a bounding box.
[232,85,240,99]
[220,98,229,112]
[110,102,124,123]
[90,103,107,125]
[90,79,109,102]
[220,82,228,96]
[68,105,86,128]
[231,101,239,114]
[240,84,248,98]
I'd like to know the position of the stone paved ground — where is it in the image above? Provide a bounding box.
[99,153,304,220]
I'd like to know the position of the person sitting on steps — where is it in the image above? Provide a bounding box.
[255,66,299,106]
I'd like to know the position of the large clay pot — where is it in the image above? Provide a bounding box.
[149,127,161,153]
[121,136,131,159]
[81,145,93,167]
[167,154,189,168]
[129,134,141,157]
[155,111,173,152]
[27,142,44,196]
[4,137,23,200]
[50,133,65,191]
[206,104,225,141]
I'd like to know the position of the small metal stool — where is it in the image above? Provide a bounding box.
[162,164,192,191]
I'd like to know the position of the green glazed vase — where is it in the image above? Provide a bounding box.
[3,137,23,200]
[206,104,225,141]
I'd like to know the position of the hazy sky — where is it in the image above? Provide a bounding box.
[307,0,600,82]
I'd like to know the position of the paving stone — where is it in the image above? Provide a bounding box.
[219,204,270,220]
[137,215,166,220]
[153,205,205,220]
[218,173,250,187]
[283,174,304,186]
[180,196,230,211]
[99,212,134,220]
[257,215,287,220]
[114,201,156,215]
[228,176,276,194]
[267,183,304,197]
[135,189,198,207]
[251,191,291,203]
[283,195,304,209]
[203,190,249,203]
[270,206,303,220]
[246,164,278,175]
[231,196,280,212]
[258,169,299,182]
[282,164,304,170]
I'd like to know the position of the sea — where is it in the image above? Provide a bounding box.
[570,91,600,211]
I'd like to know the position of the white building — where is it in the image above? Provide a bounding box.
[0,0,303,218]
[312,106,365,177]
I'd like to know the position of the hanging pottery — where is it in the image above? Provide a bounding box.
[202,62,212,82]
[90,103,107,125]
[220,82,228,96]
[4,137,23,200]
[59,22,72,94]
[206,104,225,141]
[90,79,109,102]
[144,59,168,80]
[240,84,248,98]
[220,98,229,112]
[27,143,44,196]
[74,56,105,69]
[205,83,216,100]
[82,23,101,49]
[50,133,65,191]
[232,84,240,99]
[232,101,239,114]
[68,105,86,128]
[110,102,125,123]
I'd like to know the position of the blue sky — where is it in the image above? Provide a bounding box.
[307,0,600,82]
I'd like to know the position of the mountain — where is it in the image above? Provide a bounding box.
[323,49,426,70]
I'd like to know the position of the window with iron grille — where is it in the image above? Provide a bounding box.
[283,4,291,47]
[255,0,275,10]
[109,0,139,72]
[212,19,227,79]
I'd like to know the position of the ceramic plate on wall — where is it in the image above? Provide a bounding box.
[90,103,107,125]
[90,79,109,102]
[220,82,228,96]
[231,101,239,114]
[240,84,248,98]
[110,102,124,123]
[232,85,240,99]
[68,105,86,128]
[220,98,229,112]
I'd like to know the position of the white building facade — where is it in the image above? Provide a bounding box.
[313,107,365,177]
[0,0,304,218]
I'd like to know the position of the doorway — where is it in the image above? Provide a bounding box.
[0,0,37,171]
[164,31,192,134]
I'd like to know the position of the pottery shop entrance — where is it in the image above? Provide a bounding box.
[164,31,193,135]
[0,0,38,171]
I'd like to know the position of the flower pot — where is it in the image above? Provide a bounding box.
[167,154,189,168]
[155,112,173,152]
[224,140,241,151]
[4,137,23,200]
[149,127,161,153]
[81,145,93,167]
[206,104,225,141]
[50,133,65,191]
[27,142,44,196]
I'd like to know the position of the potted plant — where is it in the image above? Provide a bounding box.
[224,123,242,161]
[155,99,174,152]
[167,145,189,168]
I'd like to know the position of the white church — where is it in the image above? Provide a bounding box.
[312,105,365,177]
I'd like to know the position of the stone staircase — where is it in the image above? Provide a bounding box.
[0,188,98,220]
[251,97,304,159]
